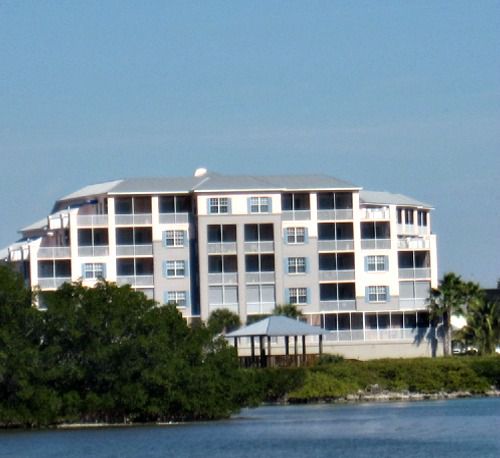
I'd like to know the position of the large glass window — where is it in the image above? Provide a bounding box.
[245,254,275,272]
[361,222,390,239]
[208,255,237,273]
[159,195,192,213]
[281,193,310,211]
[244,224,273,242]
[317,192,353,210]
[207,225,236,243]
[318,223,354,240]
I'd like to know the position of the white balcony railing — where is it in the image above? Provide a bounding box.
[319,299,356,312]
[399,298,429,309]
[318,269,355,282]
[245,272,275,283]
[397,237,431,250]
[247,302,275,315]
[37,277,71,289]
[361,239,391,250]
[281,210,311,221]
[115,214,153,225]
[398,268,431,279]
[159,213,189,224]
[208,273,238,285]
[207,242,237,254]
[116,275,154,287]
[361,207,390,220]
[317,240,355,251]
[116,245,153,256]
[37,247,71,259]
[244,241,275,253]
[317,209,353,221]
[78,246,109,257]
[77,215,109,227]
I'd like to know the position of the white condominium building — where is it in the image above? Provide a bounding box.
[2,170,438,358]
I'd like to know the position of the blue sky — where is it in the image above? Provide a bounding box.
[1,1,499,286]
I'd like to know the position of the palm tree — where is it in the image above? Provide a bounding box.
[273,303,302,319]
[428,273,482,356]
[461,298,500,355]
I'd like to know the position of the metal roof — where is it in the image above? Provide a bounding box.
[225,315,328,337]
[58,180,123,201]
[360,190,433,209]
[109,176,205,194]
[20,217,49,232]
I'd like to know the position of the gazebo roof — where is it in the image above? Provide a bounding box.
[225,315,328,338]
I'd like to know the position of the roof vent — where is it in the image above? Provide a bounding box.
[194,167,207,177]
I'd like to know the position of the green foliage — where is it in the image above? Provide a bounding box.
[207,308,241,335]
[460,299,500,355]
[0,274,252,427]
[273,304,302,319]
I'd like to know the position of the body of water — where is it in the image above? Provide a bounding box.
[1,397,499,458]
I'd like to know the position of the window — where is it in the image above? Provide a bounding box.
[418,210,428,226]
[245,254,275,272]
[318,223,354,240]
[208,225,236,243]
[165,260,185,277]
[289,287,308,304]
[164,230,185,247]
[287,257,306,274]
[397,208,403,224]
[209,197,230,214]
[249,197,271,213]
[82,263,105,279]
[317,192,353,210]
[281,193,310,211]
[405,208,414,225]
[367,286,389,303]
[159,195,192,213]
[366,255,388,272]
[208,255,237,273]
[361,222,390,240]
[286,227,306,244]
[167,291,187,307]
[319,253,355,271]
[244,224,273,242]
[320,283,355,301]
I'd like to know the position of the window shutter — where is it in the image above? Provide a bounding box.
[163,291,169,305]
[102,264,107,278]
[364,256,368,272]
[365,287,369,302]
[186,290,191,308]
[268,198,272,213]
[384,256,389,271]
[306,288,310,304]
[247,198,252,214]
[285,288,290,303]
[162,261,167,278]
[304,227,309,243]
[284,258,289,274]
[207,199,211,214]
[386,287,391,302]
[305,258,310,273]
[227,198,232,214]
[283,228,289,244]
[162,231,166,247]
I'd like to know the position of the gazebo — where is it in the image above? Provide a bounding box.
[225,315,328,367]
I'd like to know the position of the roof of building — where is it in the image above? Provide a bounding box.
[55,171,359,202]
[20,217,49,232]
[225,315,328,338]
[360,190,433,208]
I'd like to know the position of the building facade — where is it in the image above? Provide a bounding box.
[2,170,438,358]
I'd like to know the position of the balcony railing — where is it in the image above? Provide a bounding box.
[317,240,354,251]
[244,241,274,253]
[77,215,109,227]
[398,268,431,279]
[209,303,239,314]
[78,246,109,257]
[207,242,237,254]
[116,245,153,256]
[38,277,71,289]
[159,213,190,224]
[208,273,238,285]
[318,269,355,282]
[116,275,154,287]
[323,328,418,342]
[247,302,275,315]
[397,237,430,249]
[37,247,71,259]
[245,272,275,283]
[319,299,356,312]
[115,214,153,225]
[317,209,353,221]
[361,239,391,250]
[399,298,429,309]
[281,210,311,221]
[361,208,390,220]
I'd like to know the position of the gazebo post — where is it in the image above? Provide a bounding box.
[285,335,289,356]
[302,335,306,365]
[294,335,298,366]
[259,335,265,368]
[251,336,255,361]
[234,337,238,351]
[319,334,323,356]
[267,336,272,366]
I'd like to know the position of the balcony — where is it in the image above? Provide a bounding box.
[399,298,429,309]
[77,215,109,227]
[317,240,354,251]
[159,213,189,224]
[247,302,275,315]
[78,246,109,257]
[281,210,311,221]
[245,272,275,283]
[319,300,356,312]
[38,277,71,289]
[361,239,391,250]
[116,275,154,287]
[207,242,237,254]
[398,237,430,250]
[208,273,238,285]
[317,209,353,221]
[115,214,153,225]
[319,270,355,282]
[361,207,390,220]
[244,241,274,253]
[398,268,431,280]
[37,247,71,259]
[116,245,153,256]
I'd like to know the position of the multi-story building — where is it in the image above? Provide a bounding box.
[2,170,438,358]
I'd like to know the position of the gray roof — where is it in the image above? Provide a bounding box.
[20,217,48,232]
[56,172,359,202]
[360,190,433,209]
[225,315,328,338]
